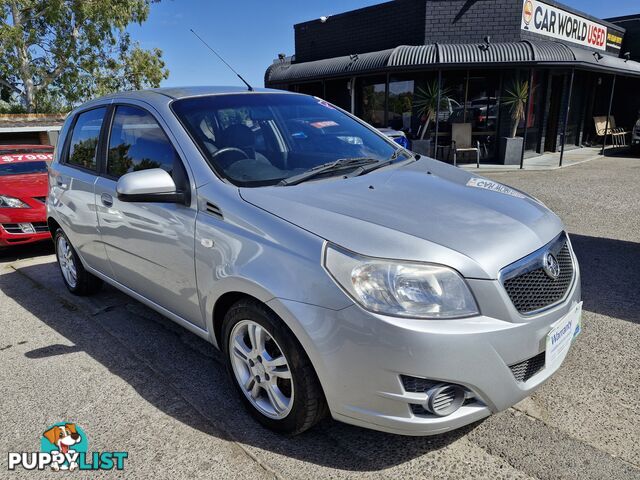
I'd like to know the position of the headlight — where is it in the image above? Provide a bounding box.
[0,195,30,208]
[324,244,479,319]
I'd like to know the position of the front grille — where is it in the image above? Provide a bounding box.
[509,351,546,382]
[502,236,574,314]
[2,222,49,234]
[401,375,436,393]
[33,196,47,203]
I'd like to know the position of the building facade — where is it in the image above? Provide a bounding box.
[0,114,65,146]
[266,0,640,164]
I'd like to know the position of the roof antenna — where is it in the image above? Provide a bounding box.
[190,28,253,91]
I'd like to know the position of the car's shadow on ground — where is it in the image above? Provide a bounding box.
[0,241,54,263]
[570,234,640,324]
[3,261,476,472]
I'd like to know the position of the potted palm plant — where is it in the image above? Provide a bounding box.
[500,79,530,165]
[412,81,451,156]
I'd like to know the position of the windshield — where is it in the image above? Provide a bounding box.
[0,161,49,176]
[172,93,400,187]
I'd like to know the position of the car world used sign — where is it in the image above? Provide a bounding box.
[521,0,621,52]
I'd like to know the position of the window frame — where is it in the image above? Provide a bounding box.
[61,105,110,174]
[169,92,402,187]
[101,102,189,186]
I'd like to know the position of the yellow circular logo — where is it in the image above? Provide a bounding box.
[523,0,533,25]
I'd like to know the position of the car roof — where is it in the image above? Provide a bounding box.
[97,86,298,102]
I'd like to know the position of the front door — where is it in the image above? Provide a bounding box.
[95,104,203,328]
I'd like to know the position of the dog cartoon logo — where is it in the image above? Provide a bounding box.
[41,423,87,471]
[8,422,127,471]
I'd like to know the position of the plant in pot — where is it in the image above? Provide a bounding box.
[412,80,451,156]
[499,79,530,165]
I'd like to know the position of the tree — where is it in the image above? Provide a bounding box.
[413,80,451,140]
[502,79,531,138]
[0,0,169,112]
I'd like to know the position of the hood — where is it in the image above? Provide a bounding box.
[239,158,564,279]
[0,173,48,200]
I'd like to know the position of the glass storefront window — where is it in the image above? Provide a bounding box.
[356,77,386,128]
[529,71,544,153]
[565,71,587,147]
[388,79,414,132]
[429,71,500,161]
[293,82,323,97]
[324,79,352,112]
[399,73,438,140]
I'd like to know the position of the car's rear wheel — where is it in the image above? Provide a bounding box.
[222,299,327,435]
[54,228,102,296]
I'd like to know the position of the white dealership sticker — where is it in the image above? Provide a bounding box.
[1,153,53,162]
[546,301,582,367]
[466,178,526,198]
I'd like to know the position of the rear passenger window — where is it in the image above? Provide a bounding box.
[67,108,106,170]
[107,105,178,179]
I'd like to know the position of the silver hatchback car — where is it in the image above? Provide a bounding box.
[48,87,582,436]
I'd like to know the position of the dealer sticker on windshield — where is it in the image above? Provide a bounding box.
[546,302,582,367]
[466,178,526,198]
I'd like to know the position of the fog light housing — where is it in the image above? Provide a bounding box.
[18,223,35,234]
[424,383,466,417]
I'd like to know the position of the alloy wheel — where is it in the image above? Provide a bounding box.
[57,235,77,289]
[229,320,294,419]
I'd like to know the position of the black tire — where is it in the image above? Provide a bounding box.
[54,228,103,296]
[222,299,328,435]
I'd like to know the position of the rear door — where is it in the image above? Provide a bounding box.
[94,103,203,328]
[52,106,112,274]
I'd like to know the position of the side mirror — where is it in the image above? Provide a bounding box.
[116,168,186,204]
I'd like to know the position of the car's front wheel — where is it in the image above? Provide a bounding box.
[222,299,327,435]
[54,228,102,296]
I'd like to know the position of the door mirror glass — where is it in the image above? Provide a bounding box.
[116,168,183,203]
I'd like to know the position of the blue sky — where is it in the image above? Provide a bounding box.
[128,0,640,89]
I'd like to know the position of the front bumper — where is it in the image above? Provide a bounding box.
[0,223,50,247]
[0,203,50,247]
[267,267,581,436]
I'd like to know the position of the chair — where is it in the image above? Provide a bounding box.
[593,116,629,147]
[451,123,480,167]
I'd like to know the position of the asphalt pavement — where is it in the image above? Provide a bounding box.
[1,154,638,479]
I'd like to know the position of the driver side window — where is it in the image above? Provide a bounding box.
[107,105,179,179]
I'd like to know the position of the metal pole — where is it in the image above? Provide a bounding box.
[434,69,442,159]
[384,72,390,127]
[463,70,469,123]
[350,77,356,114]
[559,69,575,167]
[601,74,617,156]
[495,70,504,162]
[520,69,534,170]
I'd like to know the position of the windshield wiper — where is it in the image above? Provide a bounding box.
[278,157,379,186]
[346,149,416,178]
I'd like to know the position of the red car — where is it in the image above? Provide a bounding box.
[0,145,54,247]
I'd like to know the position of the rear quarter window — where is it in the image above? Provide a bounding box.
[66,107,107,171]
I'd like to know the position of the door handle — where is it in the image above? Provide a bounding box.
[101,193,113,207]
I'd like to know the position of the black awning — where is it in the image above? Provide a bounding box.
[265,41,640,85]
[265,49,393,84]
[388,45,437,67]
[438,42,533,64]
